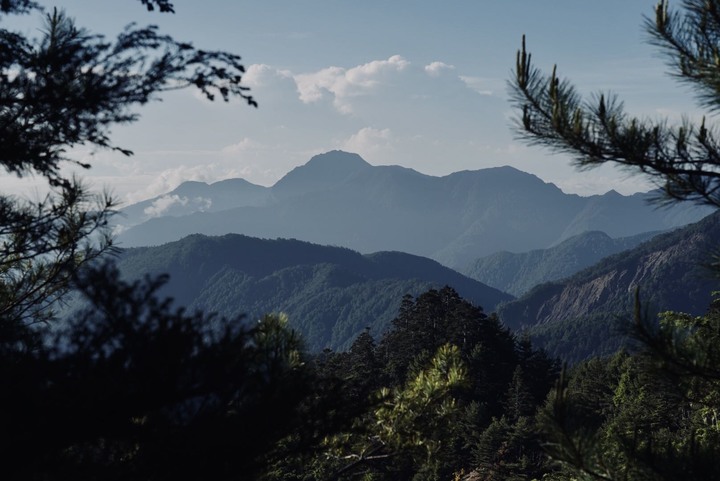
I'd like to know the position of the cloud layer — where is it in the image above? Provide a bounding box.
[294,55,410,113]
[424,61,455,77]
[144,194,213,218]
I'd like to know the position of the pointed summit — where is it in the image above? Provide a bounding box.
[272,150,372,199]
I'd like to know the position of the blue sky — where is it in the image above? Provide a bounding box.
[4,1,705,204]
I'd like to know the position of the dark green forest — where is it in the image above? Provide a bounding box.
[3,0,720,480]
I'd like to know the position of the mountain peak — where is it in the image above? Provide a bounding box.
[272,151,372,198]
[305,150,371,168]
[172,180,210,196]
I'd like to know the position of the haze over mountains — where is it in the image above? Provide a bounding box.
[117,151,712,270]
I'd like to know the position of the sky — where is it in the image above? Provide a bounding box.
[3,0,708,205]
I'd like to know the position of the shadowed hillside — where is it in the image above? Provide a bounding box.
[115,234,513,351]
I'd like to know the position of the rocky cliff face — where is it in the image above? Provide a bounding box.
[464,230,661,297]
[500,213,720,331]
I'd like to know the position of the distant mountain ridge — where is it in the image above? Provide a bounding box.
[465,230,663,296]
[119,177,271,228]
[115,233,513,351]
[117,151,712,269]
[498,211,720,362]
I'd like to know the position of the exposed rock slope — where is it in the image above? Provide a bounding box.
[465,230,662,296]
[498,211,720,361]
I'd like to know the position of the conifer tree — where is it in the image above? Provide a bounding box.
[320,344,467,481]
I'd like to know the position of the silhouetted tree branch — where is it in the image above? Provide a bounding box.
[0,1,256,337]
[510,1,720,209]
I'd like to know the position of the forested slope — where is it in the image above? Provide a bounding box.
[115,234,512,351]
[465,230,661,296]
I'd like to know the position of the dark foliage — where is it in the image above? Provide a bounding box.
[0,2,312,480]
[0,264,313,480]
[300,287,560,481]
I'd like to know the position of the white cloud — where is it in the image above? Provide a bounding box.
[424,61,455,77]
[341,127,393,157]
[294,55,410,114]
[242,64,292,88]
[345,55,410,85]
[122,137,295,204]
[126,165,215,203]
[555,175,655,196]
[294,66,345,104]
[221,137,261,154]
[143,194,212,218]
[144,194,187,217]
[459,75,497,96]
[0,175,51,200]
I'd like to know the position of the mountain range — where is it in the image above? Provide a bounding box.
[464,230,662,296]
[110,209,720,360]
[113,234,512,351]
[109,150,720,363]
[116,151,712,270]
[110,206,720,362]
